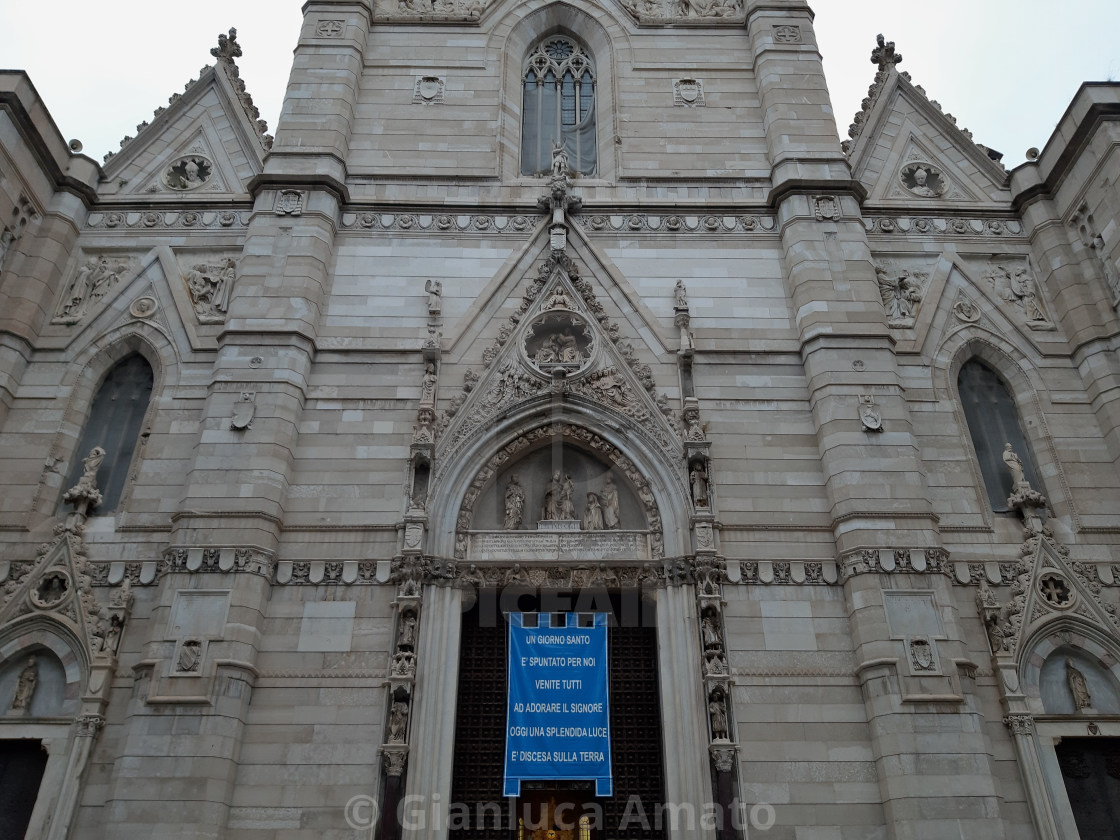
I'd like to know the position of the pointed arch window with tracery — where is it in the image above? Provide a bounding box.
[521,36,596,176]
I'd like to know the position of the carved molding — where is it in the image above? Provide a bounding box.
[160,547,276,579]
[85,210,248,231]
[339,212,539,234]
[865,216,1024,236]
[839,547,949,581]
[576,214,774,234]
[619,0,743,25]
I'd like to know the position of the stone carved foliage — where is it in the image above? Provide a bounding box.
[453,425,664,560]
[621,0,743,24]
[184,258,236,323]
[984,262,1052,329]
[53,256,134,325]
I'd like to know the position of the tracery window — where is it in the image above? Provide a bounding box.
[521,36,596,176]
[59,354,154,513]
[957,358,1040,512]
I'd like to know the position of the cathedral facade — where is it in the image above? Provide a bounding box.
[1,1,1120,838]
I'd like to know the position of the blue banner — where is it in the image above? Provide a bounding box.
[503,613,612,797]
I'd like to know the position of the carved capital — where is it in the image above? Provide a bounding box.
[381,745,409,777]
[709,744,738,774]
[75,714,105,738]
[1003,714,1035,736]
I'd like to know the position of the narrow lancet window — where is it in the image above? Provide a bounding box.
[521,37,596,176]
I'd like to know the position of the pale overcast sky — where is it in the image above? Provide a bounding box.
[1,1,1117,168]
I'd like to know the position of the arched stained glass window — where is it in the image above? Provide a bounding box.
[59,354,154,513]
[958,358,1040,512]
[521,36,596,176]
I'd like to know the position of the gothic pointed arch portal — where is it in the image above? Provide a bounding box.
[454,422,665,562]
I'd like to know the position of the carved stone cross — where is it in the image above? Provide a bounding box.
[870,34,902,70]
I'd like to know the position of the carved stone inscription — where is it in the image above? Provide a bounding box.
[469,531,649,562]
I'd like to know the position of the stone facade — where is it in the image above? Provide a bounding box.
[1,4,1120,840]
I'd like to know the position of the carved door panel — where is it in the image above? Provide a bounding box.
[451,594,666,839]
[1055,738,1120,839]
[0,739,49,840]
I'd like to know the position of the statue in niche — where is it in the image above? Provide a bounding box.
[600,475,621,530]
[524,312,593,373]
[55,257,130,323]
[534,328,581,365]
[177,639,202,673]
[875,265,923,323]
[559,474,577,520]
[581,492,605,531]
[425,279,443,315]
[503,474,525,530]
[900,163,946,198]
[986,264,1048,325]
[8,656,38,713]
[1002,443,1026,489]
[701,614,722,649]
[163,156,212,191]
[420,362,438,404]
[397,613,418,650]
[184,258,235,323]
[1066,659,1093,711]
[690,462,710,508]
[708,693,729,740]
[388,700,409,742]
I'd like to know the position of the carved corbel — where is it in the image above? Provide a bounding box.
[381,744,409,777]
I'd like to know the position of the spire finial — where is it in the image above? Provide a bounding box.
[871,33,903,71]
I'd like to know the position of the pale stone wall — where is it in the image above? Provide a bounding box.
[1,4,1119,840]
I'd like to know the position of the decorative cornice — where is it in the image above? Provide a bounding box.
[864,216,1024,236]
[339,211,541,234]
[575,213,776,234]
[84,209,249,231]
[839,547,949,581]
[161,547,276,579]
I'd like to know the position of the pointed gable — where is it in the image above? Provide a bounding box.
[843,36,1010,209]
[98,29,270,201]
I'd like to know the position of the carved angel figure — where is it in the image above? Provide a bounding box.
[875,266,922,322]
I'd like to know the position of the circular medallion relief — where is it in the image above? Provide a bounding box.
[899,161,947,198]
[1038,572,1074,610]
[129,296,158,319]
[162,155,213,191]
[522,306,595,377]
[31,569,71,610]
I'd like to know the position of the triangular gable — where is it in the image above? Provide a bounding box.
[42,245,227,354]
[1010,536,1120,660]
[846,67,1009,208]
[436,248,684,465]
[99,57,267,200]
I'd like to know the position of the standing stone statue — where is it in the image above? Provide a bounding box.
[9,656,38,713]
[388,701,409,742]
[425,279,443,315]
[398,613,417,650]
[708,695,728,740]
[1066,659,1093,711]
[1002,443,1026,488]
[541,471,563,520]
[420,362,438,404]
[690,462,710,508]
[558,474,577,520]
[674,279,689,310]
[581,492,604,531]
[600,475,621,530]
[701,615,722,649]
[503,474,525,530]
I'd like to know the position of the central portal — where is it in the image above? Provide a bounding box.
[451,593,666,840]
